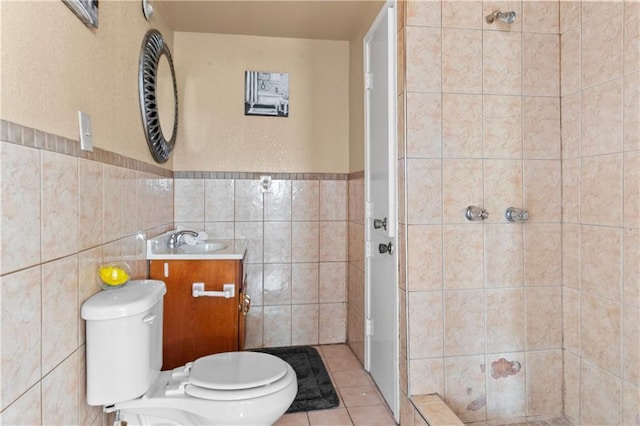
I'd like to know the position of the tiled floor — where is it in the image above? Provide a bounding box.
[274,344,397,426]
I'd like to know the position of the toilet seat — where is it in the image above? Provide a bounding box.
[171,352,296,401]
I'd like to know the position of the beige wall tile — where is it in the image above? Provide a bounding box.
[78,247,103,344]
[319,262,346,303]
[580,360,622,425]
[624,151,640,227]
[442,94,483,158]
[623,305,640,385]
[561,28,581,96]
[406,0,441,27]
[581,293,622,375]
[174,178,205,222]
[0,143,41,274]
[235,221,264,264]
[523,97,561,159]
[484,224,524,288]
[525,286,562,350]
[563,286,581,354]
[234,180,264,222]
[41,255,78,375]
[291,221,319,263]
[264,180,292,222]
[581,2,624,88]
[624,72,640,151]
[562,159,580,223]
[102,165,124,243]
[562,223,580,290]
[292,180,319,221]
[263,305,292,347]
[483,95,522,158]
[560,0,580,33]
[444,290,485,356]
[319,180,347,221]
[581,154,623,226]
[443,225,484,289]
[244,306,264,349]
[41,151,77,261]
[0,384,41,426]
[406,26,442,93]
[622,381,640,426]
[524,160,562,222]
[291,304,318,346]
[263,263,292,305]
[0,267,41,411]
[78,159,104,250]
[581,79,624,156]
[563,350,581,423]
[319,221,346,262]
[407,225,442,291]
[408,291,443,358]
[409,358,444,396]
[625,1,640,74]
[523,1,559,33]
[442,1,482,29]
[526,350,563,416]
[319,303,346,344]
[485,352,526,420]
[523,33,560,96]
[624,228,640,307]
[561,93,581,159]
[406,92,442,158]
[406,159,442,224]
[524,224,562,286]
[486,288,525,353]
[264,222,292,263]
[581,225,622,300]
[483,31,522,95]
[204,179,235,222]
[42,351,79,425]
[442,29,482,93]
[443,159,483,224]
[483,159,523,224]
[444,355,487,422]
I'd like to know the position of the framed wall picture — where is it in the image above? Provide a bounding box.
[63,0,99,28]
[245,71,289,117]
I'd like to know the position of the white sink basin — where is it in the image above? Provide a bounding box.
[146,232,247,260]
[177,241,228,253]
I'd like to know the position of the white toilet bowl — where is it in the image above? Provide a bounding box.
[81,280,297,426]
[114,352,298,426]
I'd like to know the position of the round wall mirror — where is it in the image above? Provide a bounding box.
[138,29,178,163]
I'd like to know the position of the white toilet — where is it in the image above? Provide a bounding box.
[81,279,297,426]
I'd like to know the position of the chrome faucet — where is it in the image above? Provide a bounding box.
[167,230,199,249]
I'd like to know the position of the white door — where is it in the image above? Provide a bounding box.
[364,2,398,421]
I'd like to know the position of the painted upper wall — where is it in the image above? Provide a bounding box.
[0,0,173,167]
[172,32,349,173]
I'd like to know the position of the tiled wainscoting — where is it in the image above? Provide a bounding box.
[0,120,174,424]
[173,171,349,348]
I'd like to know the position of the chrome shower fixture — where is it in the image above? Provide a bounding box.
[486,10,517,24]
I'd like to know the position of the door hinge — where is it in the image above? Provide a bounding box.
[365,73,373,91]
[366,318,374,336]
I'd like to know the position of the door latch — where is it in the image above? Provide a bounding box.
[373,217,387,230]
[378,242,393,255]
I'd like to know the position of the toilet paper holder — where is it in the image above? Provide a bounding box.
[192,283,235,298]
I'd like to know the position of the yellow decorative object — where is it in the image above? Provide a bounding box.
[98,264,130,287]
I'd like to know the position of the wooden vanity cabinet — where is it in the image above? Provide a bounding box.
[149,259,246,370]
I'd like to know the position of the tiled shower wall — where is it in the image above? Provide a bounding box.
[398,1,564,423]
[560,2,639,424]
[0,121,174,424]
[347,172,365,364]
[173,174,348,348]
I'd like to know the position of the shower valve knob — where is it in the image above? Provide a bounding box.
[465,206,489,221]
[378,242,393,255]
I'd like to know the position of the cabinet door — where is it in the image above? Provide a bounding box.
[150,260,239,369]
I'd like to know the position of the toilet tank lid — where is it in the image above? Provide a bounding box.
[81,280,166,320]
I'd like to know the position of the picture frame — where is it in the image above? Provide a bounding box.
[63,0,99,28]
[244,71,289,117]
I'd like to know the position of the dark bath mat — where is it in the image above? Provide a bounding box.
[251,345,339,413]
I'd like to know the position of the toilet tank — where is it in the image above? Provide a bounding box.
[81,279,166,406]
